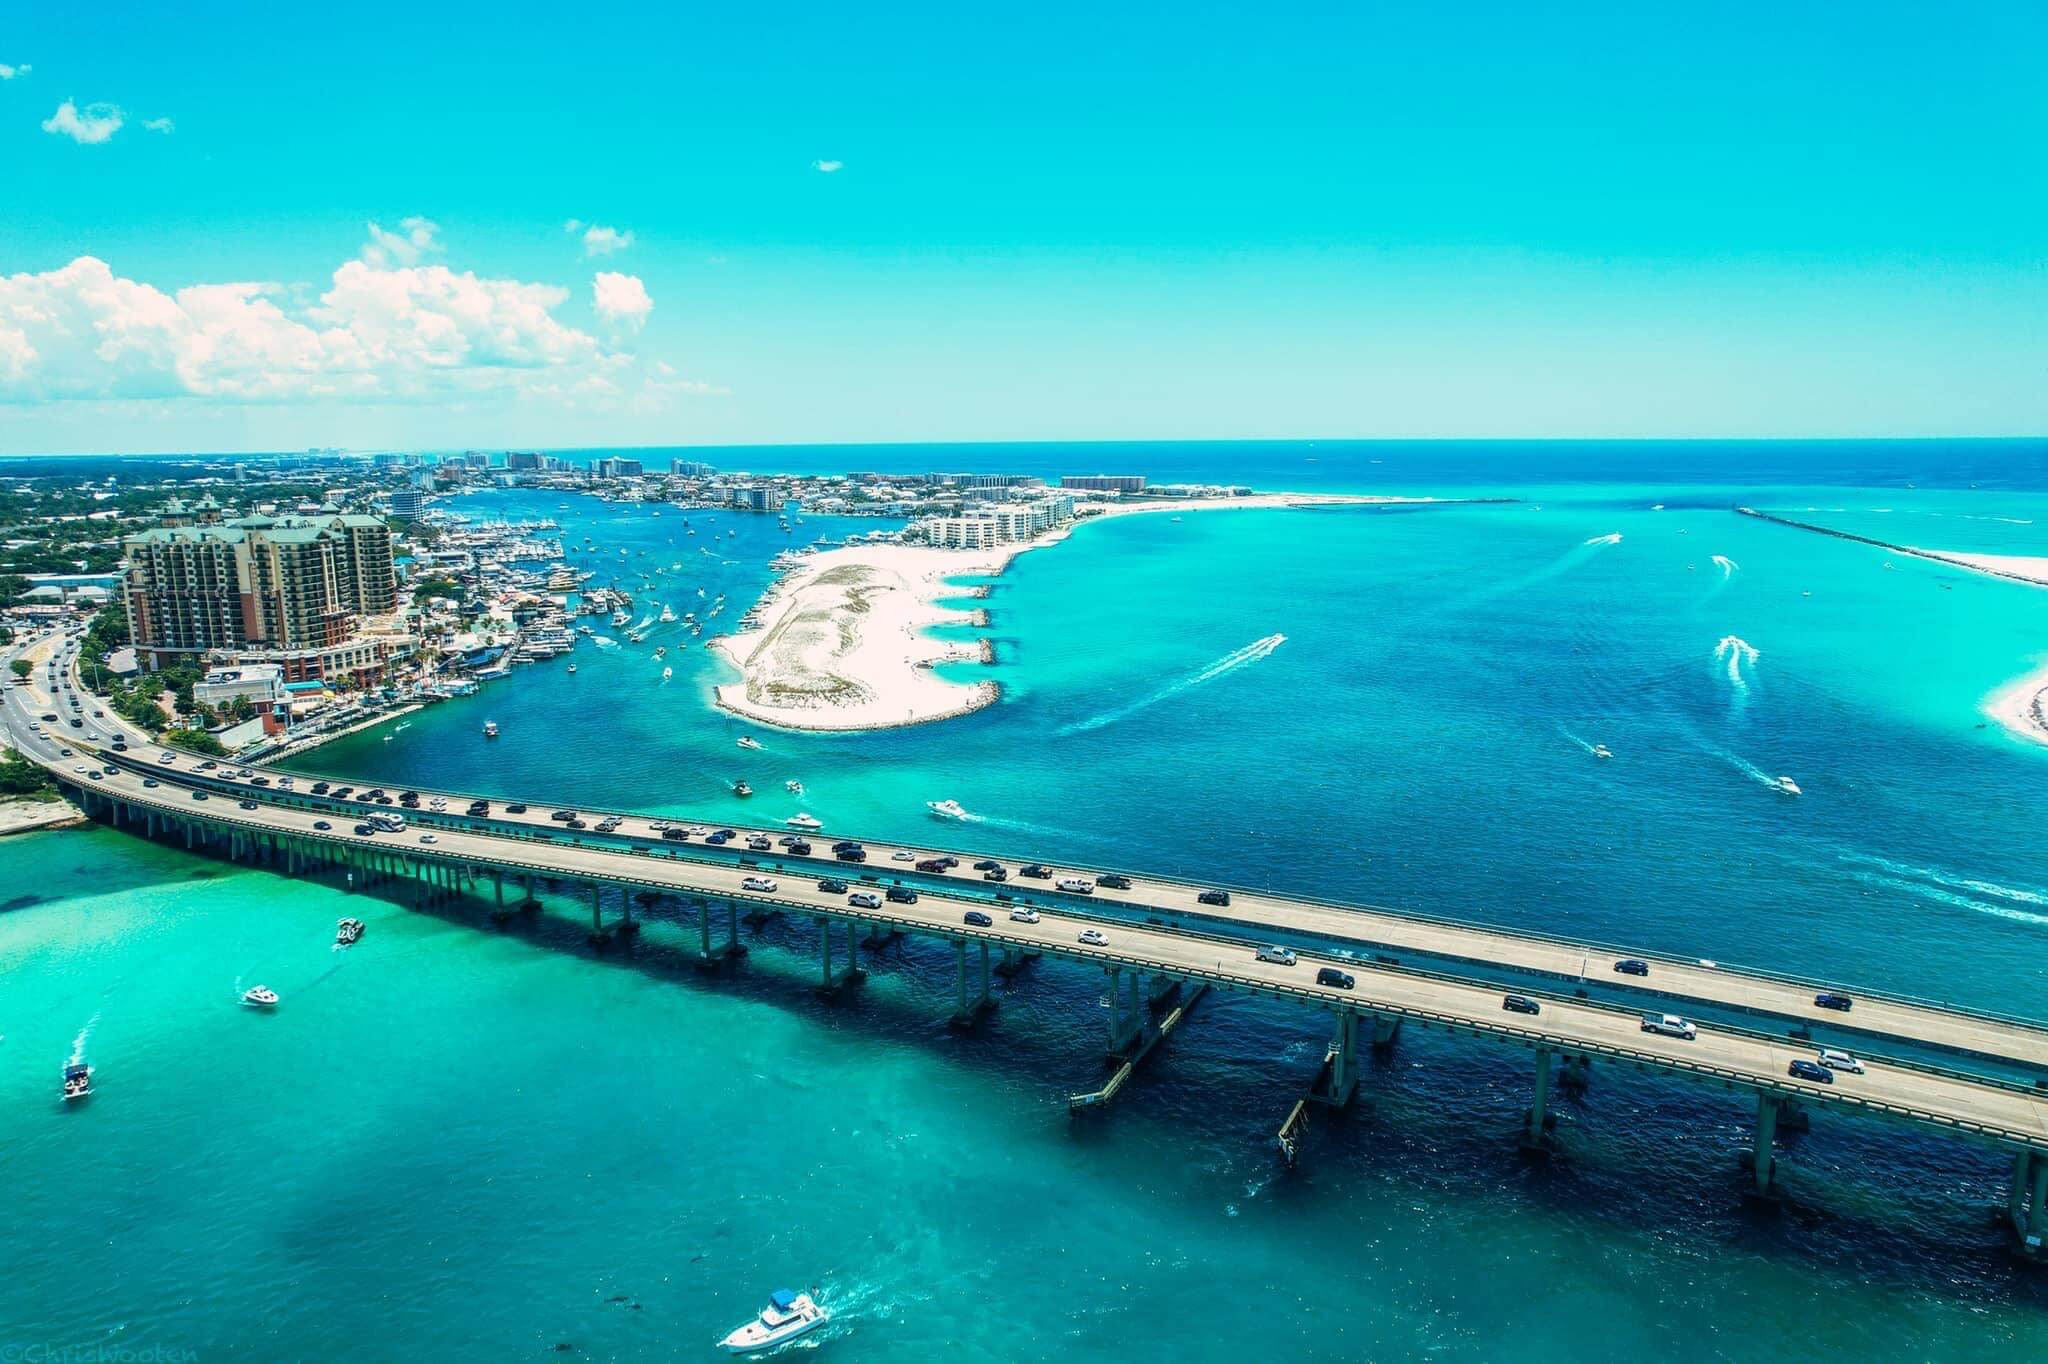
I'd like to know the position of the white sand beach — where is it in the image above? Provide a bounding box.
[1986,661,2048,747]
[1923,550,2048,588]
[713,491,1413,732]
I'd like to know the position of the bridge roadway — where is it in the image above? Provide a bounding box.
[19,627,2048,1079]
[13,626,2048,1243]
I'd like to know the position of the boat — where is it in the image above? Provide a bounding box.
[733,780,753,797]
[661,666,673,681]
[737,736,763,751]
[1773,776,1802,796]
[1591,744,1613,759]
[785,780,804,794]
[926,799,969,820]
[719,1290,829,1354]
[336,918,365,947]
[241,985,280,1009]
[654,646,668,658]
[785,812,823,830]
[659,606,677,623]
[483,720,500,738]
[63,1063,93,1101]
[567,663,577,674]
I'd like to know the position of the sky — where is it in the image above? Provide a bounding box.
[1,2,2044,454]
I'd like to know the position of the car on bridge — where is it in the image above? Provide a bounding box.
[505,803,528,814]
[1315,967,1355,990]
[313,821,332,831]
[1814,992,1854,1012]
[419,834,439,845]
[1641,1014,1698,1040]
[1198,890,1231,907]
[1009,908,1041,924]
[353,824,374,835]
[1818,1049,1865,1075]
[191,791,209,802]
[741,876,777,892]
[1788,1059,1835,1084]
[1077,928,1109,947]
[142,778,159,788]
[1255,945,1298,966]
[816,878,849,893]
[886,887,920,904]
[1613,958,1650,976]
[971,859,1001,872]
[661,828,689,841]
[1502,994,1541,1015]
[788,840,812,855]
[847,891,882,909]
[238,801,258,811]
[836,847,868,863]
[1098,874,1132,890]
[983,867,1009,882]
[963,911,993,927]
[1020,864,1051,879]
[1057,877,1095,895]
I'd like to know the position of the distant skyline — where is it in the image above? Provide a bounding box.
[3,2,2044,454]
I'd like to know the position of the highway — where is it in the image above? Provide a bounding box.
[8,628,2048,1160]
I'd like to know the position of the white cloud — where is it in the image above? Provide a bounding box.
[41,100,123,145]
[592,271,652,329]
[142,116,175,134]
[0,62,31,80]
[580,224,633,257]
[361,217,442,268]
[812,158,843,173]
[0,251,708,410]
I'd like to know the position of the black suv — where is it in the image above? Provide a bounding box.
[1502,994,1541,1015]
[1098,874,1132,890]
[886,887,919,904]
[1613,959,1650,977]
[1315,967,1355,990]
[817,878,849,893]
[1020,864,1051,879]
[1813,992,1853,1012]
[1197,890,1231,907]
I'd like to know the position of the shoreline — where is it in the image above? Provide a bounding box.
[1986,661,2048,748]
[711,492,1438,733]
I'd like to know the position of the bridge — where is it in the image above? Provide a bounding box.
[7,625,2048,1259]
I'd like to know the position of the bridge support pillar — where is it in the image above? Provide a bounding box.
[1777,1098,1811,1134]
[993,946,1038,979]
[2011,1151,2048,1256]
[1104,968,1143,1056]
[816,917,861,991]
[951,939,995,1028]
[588,882,611,943]
[1522,1046,1556,1152]
[1558,1054,1593,1092]
[1371,1016,1401,1054]
[1313,1011,1360,1107]
[1747,1094,1782,1201]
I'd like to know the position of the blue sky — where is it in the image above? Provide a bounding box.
[2,2,2044,453]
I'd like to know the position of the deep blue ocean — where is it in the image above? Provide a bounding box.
[5,440,2048,1361]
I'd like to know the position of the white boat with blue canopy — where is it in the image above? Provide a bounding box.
[719,1288,828,1353]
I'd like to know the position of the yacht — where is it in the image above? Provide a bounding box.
[733,780,753,798]
[737,736,763,751]
[1591,744,1613,759]
[612,609,632,627]
[1773,776,1802,796]
[785,812,823,830]
[926,799,969,820]
[63,1063,93,1101]
[483,720,500,738]
[659,606,678,623]
[241,985,280,1009]
[719,1291,828,1354]
[336,918,366,947]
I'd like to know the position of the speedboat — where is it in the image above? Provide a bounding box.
[241,985,280,1009]
[926,799,968,820]
[737,737,763,751]
[1773,776,1802,796]
[567,664,577,674]
[785,780,804,794]
[733,780,753,798]
[785,812,823,830]
[719,1290,828,1353]
[336,917,365,947]
[483,721,500,738]
[661,667,674,681]
[1591,744,1613,759]
[63,1063,92,1101]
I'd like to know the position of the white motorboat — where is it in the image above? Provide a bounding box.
[785,812,823,830]
[926,799,968,820]
[737,737,763,751]
[241,985,280,1009]
[719,1290,828,1353]
[1591,744,1613,759]
[785,780,804,794]
[1773,776,1802,796]
[661,666,674,681]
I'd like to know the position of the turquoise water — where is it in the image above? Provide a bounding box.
[7,442,2048,1359]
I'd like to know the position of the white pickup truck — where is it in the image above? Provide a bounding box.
[1640,1014,1698,1040]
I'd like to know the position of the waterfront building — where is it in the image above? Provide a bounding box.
[670,458,716,477]
[504,451,544,471]
[1060,474,1147,493]
[122,511,399,670]
[594,456,644,478]
[385,489,427,519]
[914,495,1075,548]
[728,485,784,512]
[193,663,285,708]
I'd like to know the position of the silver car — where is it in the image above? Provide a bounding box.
[1818,1049,1865,1075]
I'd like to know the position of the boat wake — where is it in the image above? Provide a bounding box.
[1557,726,1604,758]
[1450,534,1622,610]
[1714,635,1759,700]
[1061,634,1286,735]
[1583,532,1623,547]
[1710,555,1738,579]
[68,1012,99,1069]
[592,636,619,649]
[1837,852,2048,927]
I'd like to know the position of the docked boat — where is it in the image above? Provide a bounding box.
[785,812,823,830]
[733,780,753,797]
[737,736,763,751]
[241,985,280,1009]
[1773,776,1802,796]
[336,917,366,947]
[483,720,500,738]
[926,799,968,820]
[719,1291,828,1354]
[63,1063,92,1101]
[1591,744,1613,759]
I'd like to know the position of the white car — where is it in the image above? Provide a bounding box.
[847,891,882,909]
[1818,1049,1865,1075]
[741,875,778,893]
[1640,1014,1698,1040]
[891,850,915,862]
[1056,877,1096,895]
[1077,928,1109,947]
[1008,908,1041,924]
[418,833,439,844]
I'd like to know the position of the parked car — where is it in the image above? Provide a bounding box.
[1817,1049,1865,1075]
[1613,958,1650,976]
[1315,967,1355,990]
[1077,928,1109,947]
[885,887,919,904]
[1008,908,1041,924]
[816,878,849,893]
[1254,945,1298,966]
[847,891,882,909]
[963,910,993,927]
[741,876,778,892]
[1197,889,1231,907]
[1097,874,1132,890]
[1788,1059,1835,1084]
[1813,991,1854,1012]
[1502,994,1542,1015]
[1641,1014,1697,1039]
